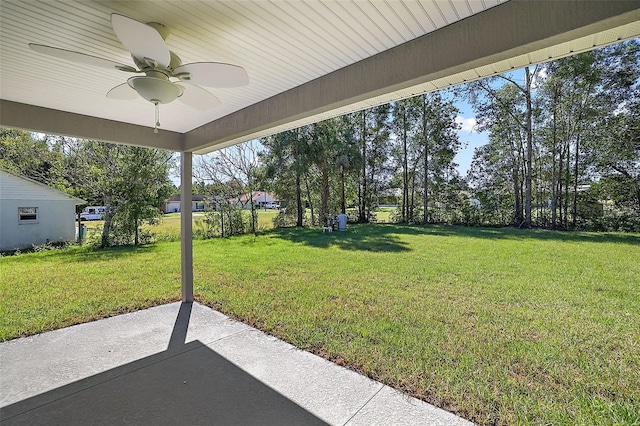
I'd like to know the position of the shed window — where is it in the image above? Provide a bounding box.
[19,207,38,223]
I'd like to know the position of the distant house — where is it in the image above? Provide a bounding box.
[0,170,85,251]
[162,195,207,213]
[234,191,279,209]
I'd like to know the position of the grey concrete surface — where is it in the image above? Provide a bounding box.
[0,302,474,425]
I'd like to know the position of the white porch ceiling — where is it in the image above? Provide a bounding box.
[0,1,504,133]
[1,1,639,154]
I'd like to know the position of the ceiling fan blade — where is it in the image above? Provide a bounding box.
[174,62,249,88]
[111,14,170,68]
[106,83,139,100]
[177,83,221,110]
[29,44,137,72]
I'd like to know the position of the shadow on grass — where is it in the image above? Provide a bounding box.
[4,225,636,263]
[417,224,640,245]
[270,225,413,252]
[269,223,640,250]
[1,243,172,264]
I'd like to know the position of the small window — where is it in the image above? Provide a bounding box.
[19,207,38,223]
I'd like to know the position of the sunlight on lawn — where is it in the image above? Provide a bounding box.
[2,224,639,425]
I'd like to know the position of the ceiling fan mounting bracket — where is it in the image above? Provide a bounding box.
[132,51,183,74]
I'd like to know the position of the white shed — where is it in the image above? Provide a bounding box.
[0,170,86,251]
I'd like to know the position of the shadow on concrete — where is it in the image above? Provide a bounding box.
[0,303,328,426]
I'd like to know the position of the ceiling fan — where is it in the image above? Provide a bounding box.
[29,13,249,132]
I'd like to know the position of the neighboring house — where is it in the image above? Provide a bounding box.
[162,195,207,213]
[234,191,279,209]
[0,170,85,251]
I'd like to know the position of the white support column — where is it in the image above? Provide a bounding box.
[180,151,194,302]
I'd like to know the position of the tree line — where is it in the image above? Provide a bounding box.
[465,41,639,231]
[2,41,638,247]
[259,41,639,232]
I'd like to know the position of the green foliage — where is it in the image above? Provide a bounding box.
[0,130,66,189]
[465,40,639,231]
[3,226,639,424]
[272,204,303,228]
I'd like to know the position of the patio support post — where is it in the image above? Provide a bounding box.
[180,151,194,303]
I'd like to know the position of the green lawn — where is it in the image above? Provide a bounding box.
[81,209,279,243]
[1,224,639,425]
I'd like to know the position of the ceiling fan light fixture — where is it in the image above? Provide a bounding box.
[127,76,183,104]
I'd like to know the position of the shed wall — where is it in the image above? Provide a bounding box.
[0,200,77,251]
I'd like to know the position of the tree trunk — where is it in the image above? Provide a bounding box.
[572,133,581,228]
[248,189,257,235]
[101,196,114,247]
[305,175,315,226]
[524,67,533,227]
[558,137,565,227]
[402,107,409,222]
[77,213,82,243]
[340,167,346,214]
[422,96,429,224]
[564,139,570,229]
[551,85,558,227]
[369,165,376,221]
[320,157,330,225]
[359,111,367,223]
[513,166,522,226]
[295,172,303,227]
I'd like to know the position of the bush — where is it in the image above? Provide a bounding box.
[272,205,311,228]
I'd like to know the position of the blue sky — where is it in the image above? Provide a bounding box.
[454,99,486,177]
[188,100,487,185]
[186,95,487,186]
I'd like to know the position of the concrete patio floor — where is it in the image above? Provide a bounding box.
[1,302,473,425]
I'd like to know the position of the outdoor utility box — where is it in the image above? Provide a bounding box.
[337,213,347,231]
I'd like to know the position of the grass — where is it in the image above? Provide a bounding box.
[0,244,182,337]
[81,209,280,243]
[1,224,639,425]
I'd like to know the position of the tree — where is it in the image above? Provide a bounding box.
[0,130,65,187]
[466,66,540,227]
[416,92,461,223]
[112,147,173,245]
[352,105,392,223]
[75,142,173,247]
[197,142,262,235]
[334,115,360,215]
[261,128,311,227]
[308,118,343,225]
[391,98,420,222]
[467,83,529,226]
[589,100,640,219]
[465,40,638,230]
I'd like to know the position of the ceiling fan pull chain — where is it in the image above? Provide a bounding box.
[154,101,160,134]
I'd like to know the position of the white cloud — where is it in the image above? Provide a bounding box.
[530,66,548,89]
[613,102,628,116]
[455,116,477,133]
